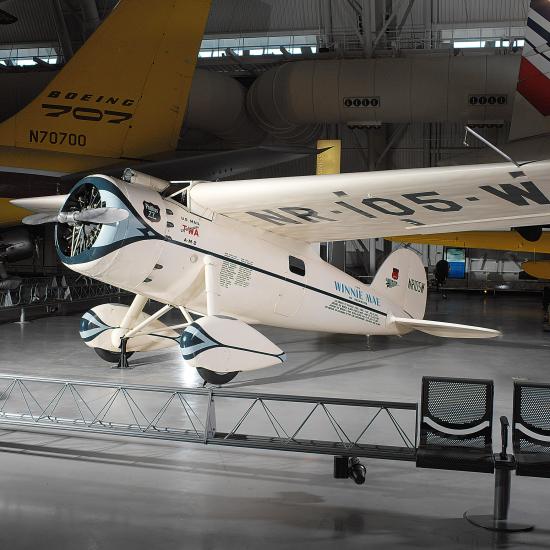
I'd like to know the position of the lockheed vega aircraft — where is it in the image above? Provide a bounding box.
[18,153,550,382]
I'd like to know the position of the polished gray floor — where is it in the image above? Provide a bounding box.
[0,292,549,549]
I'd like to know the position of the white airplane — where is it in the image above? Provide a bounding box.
[16,154,550,383]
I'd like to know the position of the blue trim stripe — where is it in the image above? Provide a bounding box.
[79,310,113,343]
[60,177,387,319]
[180,322,286,362]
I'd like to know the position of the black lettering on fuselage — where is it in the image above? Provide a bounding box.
[45,91,134,105]
[480,181,550,206]
[279,207,336,223]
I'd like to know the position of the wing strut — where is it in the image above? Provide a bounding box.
[463,126,521,167]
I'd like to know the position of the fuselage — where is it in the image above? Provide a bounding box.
[58,175,406,336]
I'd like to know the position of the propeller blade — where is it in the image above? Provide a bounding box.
[22,213,59,225]
[23,208,128,226]
[72,207,129,224]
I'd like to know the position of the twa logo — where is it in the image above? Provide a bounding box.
[182,224,199,237]
[392,268,400,280]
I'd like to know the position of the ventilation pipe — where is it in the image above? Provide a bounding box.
[185,70,265,147]
[247,55,520,142]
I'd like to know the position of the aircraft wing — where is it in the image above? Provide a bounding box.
[188,160,550,243]
[59,146,320,186]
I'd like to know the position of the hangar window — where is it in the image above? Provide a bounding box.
[0,43,59,67]
[289,256,305,277]
[199,34,317,58]
[440,27,524,50]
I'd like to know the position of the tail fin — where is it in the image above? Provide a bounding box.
[510,0,550,140]
[0,0,211,159]
[370,248,427,319]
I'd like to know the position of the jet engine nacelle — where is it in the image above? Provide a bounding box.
[180,316,286,373]
[80,304,179,353]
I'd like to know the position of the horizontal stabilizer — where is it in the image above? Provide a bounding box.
[11,195,68,213]
[390,316,501,339]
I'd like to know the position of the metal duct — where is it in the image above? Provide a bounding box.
[247,55,521,141]
[185,70,265,147]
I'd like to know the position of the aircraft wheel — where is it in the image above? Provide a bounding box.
[196,368,239,385]
[94,348,134,363]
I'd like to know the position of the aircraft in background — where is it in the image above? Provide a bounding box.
[390,0,550,278]
[0,0,315,285]
[387,230,550,279]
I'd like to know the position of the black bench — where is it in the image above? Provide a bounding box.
[417,376,533,532]
[416,376,495,473]
[513,381,550,478]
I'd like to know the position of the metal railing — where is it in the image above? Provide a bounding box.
[0,374,418,461]
[198,27,525,61]
[0,275,126,309]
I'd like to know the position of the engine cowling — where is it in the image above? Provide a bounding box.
[180,316,286,372]
[55,175,167,291]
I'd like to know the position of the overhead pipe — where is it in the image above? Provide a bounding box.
[247,55,520,143]
[182,69,266,147]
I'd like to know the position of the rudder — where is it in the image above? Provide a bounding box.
[370,248,427,319]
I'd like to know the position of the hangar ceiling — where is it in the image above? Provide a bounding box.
[0,0,535,177]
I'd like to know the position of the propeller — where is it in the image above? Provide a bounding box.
[23,207,129,226]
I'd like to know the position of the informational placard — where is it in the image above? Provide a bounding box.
[445,248,466,279]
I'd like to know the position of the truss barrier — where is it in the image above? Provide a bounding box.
[0,275,128,311]
[0,374,418,461]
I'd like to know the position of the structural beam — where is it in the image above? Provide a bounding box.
[51,0,74,62]
[372,0,409,52]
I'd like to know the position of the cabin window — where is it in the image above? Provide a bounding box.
[289,256,305,276]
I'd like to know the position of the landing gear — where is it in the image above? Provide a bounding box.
[195,257,239,386]
[196,368,239,386]
[94,347,134,363]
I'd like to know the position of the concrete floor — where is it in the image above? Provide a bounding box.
[0,292,549,549]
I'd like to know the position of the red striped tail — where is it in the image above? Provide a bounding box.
[510,0,550,140]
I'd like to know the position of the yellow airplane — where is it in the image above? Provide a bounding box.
[387,231,550,279]
[0,0,314,280]
[1,0,211,221]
